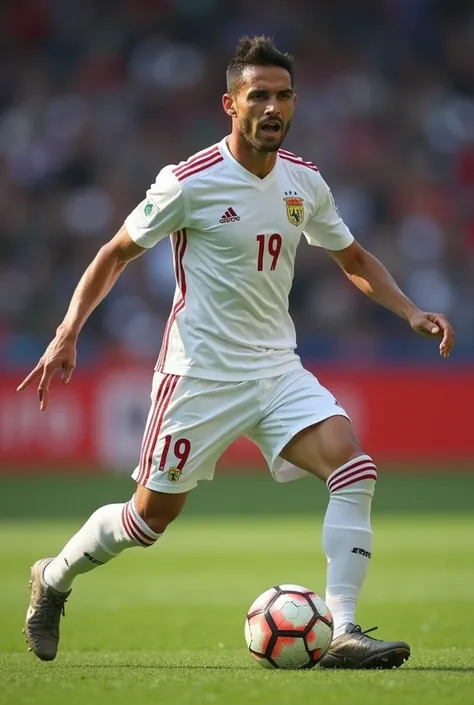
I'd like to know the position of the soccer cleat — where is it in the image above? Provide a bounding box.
[24,558,71,661]
[318,624,410,669]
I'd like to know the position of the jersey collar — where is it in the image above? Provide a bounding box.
[219,137,279,191]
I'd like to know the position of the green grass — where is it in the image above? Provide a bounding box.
[2,470,474,518]
[1,495,473,704]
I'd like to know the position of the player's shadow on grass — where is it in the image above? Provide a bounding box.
[406,667,474,673]
[64,664,474,673]
[64,664,255,671]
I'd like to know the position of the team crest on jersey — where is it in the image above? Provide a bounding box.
[167,466,182,483]
[284,194,304,226]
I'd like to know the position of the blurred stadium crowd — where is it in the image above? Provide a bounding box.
[1,0,473,368]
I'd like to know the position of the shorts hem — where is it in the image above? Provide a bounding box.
[131,469,200,494]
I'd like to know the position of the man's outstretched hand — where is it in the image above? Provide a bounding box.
[16,331,77,411]
[408,310,455,358]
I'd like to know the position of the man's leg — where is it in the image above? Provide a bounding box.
[280,417,374,633]
[279,415,410,669]
[24,487,187,661]
[25,371,261,662]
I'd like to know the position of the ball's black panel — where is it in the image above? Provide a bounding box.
[265,631,278,658]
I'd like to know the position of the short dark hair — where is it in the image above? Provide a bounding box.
[226,36,294,95]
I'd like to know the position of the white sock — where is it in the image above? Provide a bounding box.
[43,496,161,593]
[323,455,377,639]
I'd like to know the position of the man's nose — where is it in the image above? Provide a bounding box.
[264,98,281,114]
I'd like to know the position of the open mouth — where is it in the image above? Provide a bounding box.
[260,121,282,135]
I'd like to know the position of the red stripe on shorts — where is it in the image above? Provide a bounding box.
[138,374,180,487]
[137,374,173,484]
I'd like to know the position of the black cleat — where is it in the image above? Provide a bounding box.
[318,624,410,670]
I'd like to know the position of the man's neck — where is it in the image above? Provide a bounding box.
[226,133,278,179]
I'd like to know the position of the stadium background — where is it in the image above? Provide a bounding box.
[1,3,473,703]
[1,0,473,482]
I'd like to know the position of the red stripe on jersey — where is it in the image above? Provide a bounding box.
[137,374,172,485]
[157,299,185,373]
[172,145,219,176]
[173,151,219,179]
[279,152,319,172]
[173,147,220,178]
[156,230,187,372]
[279,148,317,164]
[140,375,180,487]
[174,154,223,182]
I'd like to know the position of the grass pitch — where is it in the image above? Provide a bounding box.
[1,475,473,704]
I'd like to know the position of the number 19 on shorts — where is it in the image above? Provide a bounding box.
[256,234,282,271]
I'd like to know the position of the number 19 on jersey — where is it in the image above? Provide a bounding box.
[256,234,282,271]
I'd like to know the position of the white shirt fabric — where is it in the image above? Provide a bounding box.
[125,137,354,381]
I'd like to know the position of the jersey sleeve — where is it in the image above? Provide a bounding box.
[303,173,354,251]
[125,166,186,248]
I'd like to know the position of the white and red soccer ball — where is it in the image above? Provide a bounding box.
[245,584,333,669]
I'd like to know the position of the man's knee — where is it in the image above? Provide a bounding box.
[133,485,188,535]
[318,417,363,467]
[280,416,366,482]
[328,437,364,471]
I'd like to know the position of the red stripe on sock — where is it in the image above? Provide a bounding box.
[329,471,378,493]
[126,503,156,546]
[327,459,376,491]
[329,464,377,492]
[121,505,142,544]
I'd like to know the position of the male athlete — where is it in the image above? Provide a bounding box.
[19,36,454,668]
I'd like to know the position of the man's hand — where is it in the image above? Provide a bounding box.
[408,310,455,358]
[16,330,77,411]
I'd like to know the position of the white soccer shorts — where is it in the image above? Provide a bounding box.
[132,366,350,493]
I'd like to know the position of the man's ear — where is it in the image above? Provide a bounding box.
[222,93,237,118]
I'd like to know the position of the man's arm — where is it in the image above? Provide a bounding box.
[327,240,455,358]
[58,225,145,339]
[17,225,145,410]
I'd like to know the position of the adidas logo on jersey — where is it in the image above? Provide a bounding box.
[219,207,240,223]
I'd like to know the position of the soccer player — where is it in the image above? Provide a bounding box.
[19,36,454,668]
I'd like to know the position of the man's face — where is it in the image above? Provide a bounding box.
[224,65,296,152]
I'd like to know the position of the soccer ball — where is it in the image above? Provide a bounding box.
[245,584,333,669]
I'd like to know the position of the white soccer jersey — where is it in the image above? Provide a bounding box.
[125,137,354,381]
